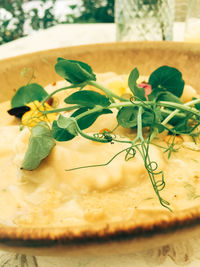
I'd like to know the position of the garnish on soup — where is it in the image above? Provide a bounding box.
[7,58,200,212]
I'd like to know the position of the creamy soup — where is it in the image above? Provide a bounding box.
[0,73,200,227]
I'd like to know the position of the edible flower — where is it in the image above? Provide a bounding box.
[106,75,129,96]
[138,82,152,99]
[21,100,57,127]
[99,128,111,134]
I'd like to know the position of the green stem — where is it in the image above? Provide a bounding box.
[66,147,130,171]
[160,99,200,125]
[113,138,132,144]
[161,109,185,118]
[75,106,102,120]
[75,122,109,143]
[74,102,145,122]
[159,101,200,116]
[43,105,81,115]
[133,106,171,211]
[42,83,85,104]
[41,99,200,128]
[137,106,144,140]
[110,101,145,108]
[88,80,129,102]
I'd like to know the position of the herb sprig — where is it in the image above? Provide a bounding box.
[8,58,200,211]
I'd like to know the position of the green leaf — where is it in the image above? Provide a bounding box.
[53,107,113,141]
[11,83,48,108]
[147,107,164,134]
[148,89,183,104]
[148,66,185,97]
[117,106,138,128]
[57,115,78,136]
[172,114,192,133]
[55,58,96,84]
[161,110,187,127]
[160,91,183,104]
[142,110,156,127]
[152,123,165,133]
[117,106,160,129]
[72,107,112,130]
[193,97,200,110]
[64,90,111,108]
[52,121,75,142]
[21,122,56,171]
[128,68,146,100]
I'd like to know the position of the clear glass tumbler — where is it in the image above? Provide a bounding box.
[184,0,200,42]
[115,0,174,41]
[174,0,188,22]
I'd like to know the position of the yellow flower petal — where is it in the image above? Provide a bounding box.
[106,76,127,96]
[21,101,57,127]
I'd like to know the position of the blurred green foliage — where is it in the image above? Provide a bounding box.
[30,0,58,30]
[0,0,114,45]
[0,0,26,44]
[67,0,114,23]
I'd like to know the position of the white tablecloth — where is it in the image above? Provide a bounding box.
[1,23,200,267]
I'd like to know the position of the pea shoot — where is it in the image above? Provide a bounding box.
[8,58,200,211]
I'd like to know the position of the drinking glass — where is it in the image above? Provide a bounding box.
[184,0,200,42]
[115,0,174,41]
[175,0,188,22]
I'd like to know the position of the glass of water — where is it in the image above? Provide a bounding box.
[184,0,200,42]
[115,0,174,41]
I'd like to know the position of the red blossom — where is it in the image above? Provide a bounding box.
[138,83,152,99]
